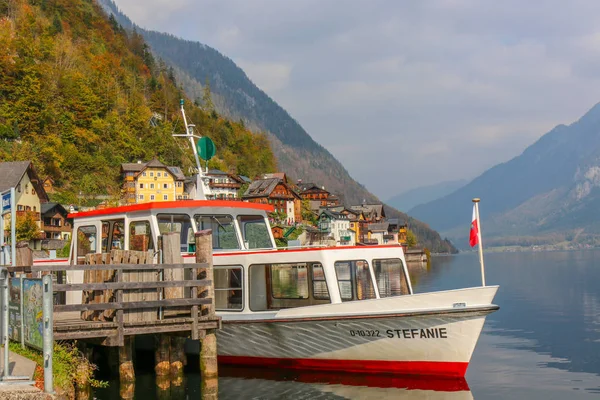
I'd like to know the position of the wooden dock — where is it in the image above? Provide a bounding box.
[24,230,220,398]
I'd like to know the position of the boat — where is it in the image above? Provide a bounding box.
[36,101,499,377]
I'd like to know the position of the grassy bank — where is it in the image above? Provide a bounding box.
[8,341,106,398]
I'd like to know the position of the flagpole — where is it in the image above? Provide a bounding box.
[473,198,486,286]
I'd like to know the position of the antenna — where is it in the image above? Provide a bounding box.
[172,99,209,200]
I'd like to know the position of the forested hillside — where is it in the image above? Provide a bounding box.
[98,0,457,253]
[0,0,275,204]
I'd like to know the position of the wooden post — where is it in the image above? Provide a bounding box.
[119,336,135,383]
[170,336,186,382]
[154,334,171,376]
[196,230,218,399]
[195,230,215,316]
[162,232,187,379]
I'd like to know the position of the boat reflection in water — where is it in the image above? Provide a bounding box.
[218,366,473,400]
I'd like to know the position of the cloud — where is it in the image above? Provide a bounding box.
[235,60,292,93]
[113,0,600,199]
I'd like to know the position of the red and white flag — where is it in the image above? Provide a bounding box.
[469,205,479,247]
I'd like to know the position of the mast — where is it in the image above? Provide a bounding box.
[173,99,209,200]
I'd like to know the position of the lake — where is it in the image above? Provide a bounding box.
[95,250,600,399]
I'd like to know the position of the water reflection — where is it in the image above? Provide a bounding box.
[218,366,473,400]
[418,251,600,398]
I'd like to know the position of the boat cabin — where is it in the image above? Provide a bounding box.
[67,200,413,315]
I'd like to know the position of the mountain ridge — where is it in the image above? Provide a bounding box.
[99,0,457,253]
[411,102,600,248]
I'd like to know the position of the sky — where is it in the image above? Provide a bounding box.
[113,0,600,200]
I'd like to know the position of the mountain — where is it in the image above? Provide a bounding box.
[410,103,600,248]
[387,179,467,212]
[98,0,457,253]
[0,0,275,205]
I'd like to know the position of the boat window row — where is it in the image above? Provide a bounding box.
[214,258,410,312]
[74,213,273,262]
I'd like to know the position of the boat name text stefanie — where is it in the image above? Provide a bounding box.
[348,328,448,339]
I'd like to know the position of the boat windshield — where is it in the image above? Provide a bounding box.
[195,214,239,250]
[237,215,273,249]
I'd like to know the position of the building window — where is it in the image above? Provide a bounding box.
[157,172,161,177]
[165,173,170,179]
[177,182,182,187]
[150,172,154,177]
[150,195,155,201]
[142,172,146,177]
[163,184,168,189]
[32,188,35,195]
[150,183,155,189]
[163,195,168,201]
[139,183,144,189]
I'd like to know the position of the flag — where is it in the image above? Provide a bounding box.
[469,205,479,247]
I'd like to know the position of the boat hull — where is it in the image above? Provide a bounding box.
[217,306,497,377]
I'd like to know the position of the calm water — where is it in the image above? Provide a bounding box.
[95,250,600,399]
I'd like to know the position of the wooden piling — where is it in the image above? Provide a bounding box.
[196,230,218,399]
[195,230,215,316]
[154,334,171,376]
[161,232,187,379]
[119,336,135,383]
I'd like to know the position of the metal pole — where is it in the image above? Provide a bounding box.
[42,274,53,393]
[19,277,24,348]
[10,187,15,270]
[2,268,8,380]
[473,198,486,287]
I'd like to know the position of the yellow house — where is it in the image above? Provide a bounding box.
[120,159,187,204]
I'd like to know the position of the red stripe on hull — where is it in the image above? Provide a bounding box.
[218,356,468,377]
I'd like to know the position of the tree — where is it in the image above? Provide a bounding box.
[406,229,418,248]
[202,78,215,113]
[301,199,317,225]
[15,212,41,242]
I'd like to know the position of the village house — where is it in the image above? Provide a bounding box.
[43,177,55,194]
[121,159,187,204]
[318,210,355,246]
[297,182,340,207]
[340,208,368,244]
[243,177,301,224]
[204,169,244,200]
[0,161,49,249]
[41,202,71,240]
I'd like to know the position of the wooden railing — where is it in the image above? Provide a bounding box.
[31,260,217,346]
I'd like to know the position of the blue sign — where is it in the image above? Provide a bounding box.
[2,192,10,214]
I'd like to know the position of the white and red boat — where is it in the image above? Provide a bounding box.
[39,198,498,378]
[36,102,498,377]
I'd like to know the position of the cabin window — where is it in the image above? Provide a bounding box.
[334,260,376,301]
[195,215,239,250]
[157,214,194,253]
[76,225,97,264]
[271,264,309,299]
[374,258,410,297]
[249,262,329,311]
[101,220,125,252]
[312,263,330,300]
[238,215,272,249]
[214,266,243,311]
[129,221,154,251]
